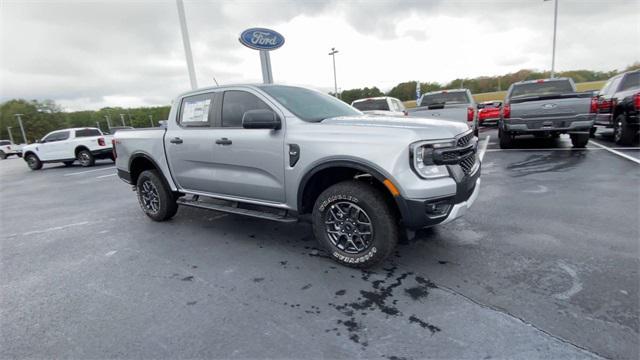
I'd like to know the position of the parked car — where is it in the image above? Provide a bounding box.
[351,96,407,116]
[114,85,481,268]
[22,127,113,170]
[477,101,502,127]
[407,89,478,136]
[595,70,640,145]
[0,140,23,159]
[499,78,596,148]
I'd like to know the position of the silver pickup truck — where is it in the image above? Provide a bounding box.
[114,85,481,267]
[407,89,478,136]
[499,78,596,148]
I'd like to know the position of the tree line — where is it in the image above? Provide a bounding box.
[1,63,638,143]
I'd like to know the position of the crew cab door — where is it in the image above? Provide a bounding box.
[164,91,218,193]
[209,89,286,203]
[38,130,71,161]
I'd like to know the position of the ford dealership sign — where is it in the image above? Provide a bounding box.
[239,28,285,51]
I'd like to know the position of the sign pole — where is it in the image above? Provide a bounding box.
[259,50,273,84]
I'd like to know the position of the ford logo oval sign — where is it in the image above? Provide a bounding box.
[239,28,285,51]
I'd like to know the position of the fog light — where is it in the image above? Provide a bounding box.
[425,200,452,218]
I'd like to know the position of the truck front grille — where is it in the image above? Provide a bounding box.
[456,132,474,147]
[460,155,476,175]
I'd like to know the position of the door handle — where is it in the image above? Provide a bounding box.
[215,138,232,145]
[170,137,183,144]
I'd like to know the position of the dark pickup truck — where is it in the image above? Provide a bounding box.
[595,70,640,145]
[499,78,596,148]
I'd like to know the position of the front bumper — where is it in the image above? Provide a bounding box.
[397,162,480,229]
[504,115,594,134]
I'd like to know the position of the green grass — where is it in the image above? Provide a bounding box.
[402,80,607,108]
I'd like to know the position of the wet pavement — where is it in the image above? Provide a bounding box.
[1,129,638,359]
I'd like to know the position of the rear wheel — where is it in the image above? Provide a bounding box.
[0,151,6,160]
[77,149,95,167]
[498,126,513,149]
[570,133,589,148]
[26,153,42,170]
[136,170,178,221]
[312,180,398,268]
[613,114,635,145]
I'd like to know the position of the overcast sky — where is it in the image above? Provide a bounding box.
[1,0,638,111]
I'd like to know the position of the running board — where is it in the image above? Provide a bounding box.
[177,197,298,223]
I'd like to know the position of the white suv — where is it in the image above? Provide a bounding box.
[22,127,113,170]
[0,140,23,159]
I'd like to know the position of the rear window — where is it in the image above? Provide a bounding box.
[75,129,102,137]
[510,80,574,99]
[420,92,470,107]
[619,72,640,91]
[352,99,390,111]
[0,140,10,145]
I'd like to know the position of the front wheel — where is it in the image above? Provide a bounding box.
[0,151,6,160]
[77,149,95,167]
[25,153,42,170]
[312,181,398,268]
[136,170,178,221]
[570,133,589,148]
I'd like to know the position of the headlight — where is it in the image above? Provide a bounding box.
[411,140,455,179]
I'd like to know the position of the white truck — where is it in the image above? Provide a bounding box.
[22,127,114,170]
[0,140,23,159]
[407,89,479,136]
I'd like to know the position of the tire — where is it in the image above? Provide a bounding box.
[63,161,74,167]
[498,126,513,149]
[570,133,589,148]
[473,126,479,137]
[312,180,398,268]
[25,153,42,170]
[136,170,178,221]
[17,153,22,158]
[77,149,95,167]
[613,114,635,145]
[0,151,6,160]
[589,127,597,138]
[109,153,116,162]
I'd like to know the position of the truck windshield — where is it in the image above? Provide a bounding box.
[510,80,574,99]
[258,85,361,122]
[352,99,390,111]
[420,92,469,107]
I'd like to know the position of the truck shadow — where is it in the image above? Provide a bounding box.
[505,150,587,177]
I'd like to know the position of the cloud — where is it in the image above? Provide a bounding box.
[0,0,638,110]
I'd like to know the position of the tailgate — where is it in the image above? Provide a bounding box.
[511,96,591,119]
[408,105,468,123]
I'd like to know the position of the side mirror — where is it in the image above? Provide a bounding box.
[242,109,281,130]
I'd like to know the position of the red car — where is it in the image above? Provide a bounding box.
[478,101,502,126]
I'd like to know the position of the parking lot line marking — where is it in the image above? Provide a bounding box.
[589,140,640,165]
[96,173,117,178]
[64,166,115,176]
[479,135,490,162]
[22,221,90,236]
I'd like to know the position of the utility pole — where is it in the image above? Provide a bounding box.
[7,127,14,144]
[14,114,27,144]
[96,121,100,130]
[546,0,559,78]
[148,114,154,127]
[176,0,198,89]
[120,114,126,126]
[104,115,112,130]
[328,47,339,97]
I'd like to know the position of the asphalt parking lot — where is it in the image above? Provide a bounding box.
[1,129,638,359]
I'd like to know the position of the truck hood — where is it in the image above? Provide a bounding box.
[321,115,470,139]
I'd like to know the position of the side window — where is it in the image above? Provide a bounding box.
[608,77,622,95]
[179,93,214,127]
[221,90,271,128]
[43,131,69,142]
[75,129,101,137]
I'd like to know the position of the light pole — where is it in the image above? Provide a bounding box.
[120,114,126,126]
[96,121,100,130]
[545,0,559,78]
[14,114,27,144]
[7,127,14,144]
[148,114,154,127]
[328,47,339,97]
[176,0,198,89]
[104,115,112,130]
